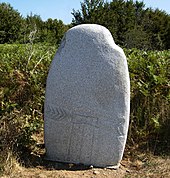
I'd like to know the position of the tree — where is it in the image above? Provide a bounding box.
[0,3,23,43]
[72,0,104,25]
[142,8,170,50]
[22,14,44,43]
[125,26,151,49]
[43,18,68,45]
[21,15,68,45]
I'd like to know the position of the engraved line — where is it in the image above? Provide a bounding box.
[46,106,71,121]
[78,124,85,162]
[46,105,98,120]
[71,121,99,128]
[89,118,96,164]
[66,117,74,161]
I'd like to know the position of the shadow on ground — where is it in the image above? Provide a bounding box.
[18,144,91,171]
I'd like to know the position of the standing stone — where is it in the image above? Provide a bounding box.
[44,24,130,168]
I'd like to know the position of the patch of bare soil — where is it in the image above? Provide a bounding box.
[2,155,170,178]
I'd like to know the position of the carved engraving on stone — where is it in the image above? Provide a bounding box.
[45,104,99,128]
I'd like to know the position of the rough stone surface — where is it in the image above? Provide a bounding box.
[44,24,130,168]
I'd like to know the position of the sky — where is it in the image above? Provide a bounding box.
[0,0,170,24]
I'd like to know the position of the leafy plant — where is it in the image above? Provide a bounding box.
[0,43,56,173]
[125,49,170,153]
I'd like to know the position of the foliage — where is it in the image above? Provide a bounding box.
[0,1,170,50]
[1,1,170,50]
[42,18,69,45]
[21,15,69,45]
[0,3,23,43]
[72,0,170,50]
[0,3,68,45]
[126,49,170,153]
[0,43,56,173]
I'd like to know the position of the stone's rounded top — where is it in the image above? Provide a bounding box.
[68,24,112,36]
[64,24,116,50]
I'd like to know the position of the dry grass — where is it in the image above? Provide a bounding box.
[0,151,20,178]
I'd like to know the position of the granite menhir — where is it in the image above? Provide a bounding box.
[44,24,130,168]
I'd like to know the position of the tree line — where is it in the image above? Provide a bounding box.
[0,0,170,50]
[0,2,69,45]
[72,0,170,50]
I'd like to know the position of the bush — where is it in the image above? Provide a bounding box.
[0,44,56,173]
[126,49,170,153]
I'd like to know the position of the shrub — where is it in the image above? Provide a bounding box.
[0,44,56,173]
[126,49,170,154]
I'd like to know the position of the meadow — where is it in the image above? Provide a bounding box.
[0,44,169,177]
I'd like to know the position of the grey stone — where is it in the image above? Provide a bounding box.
[44,24,130,168]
